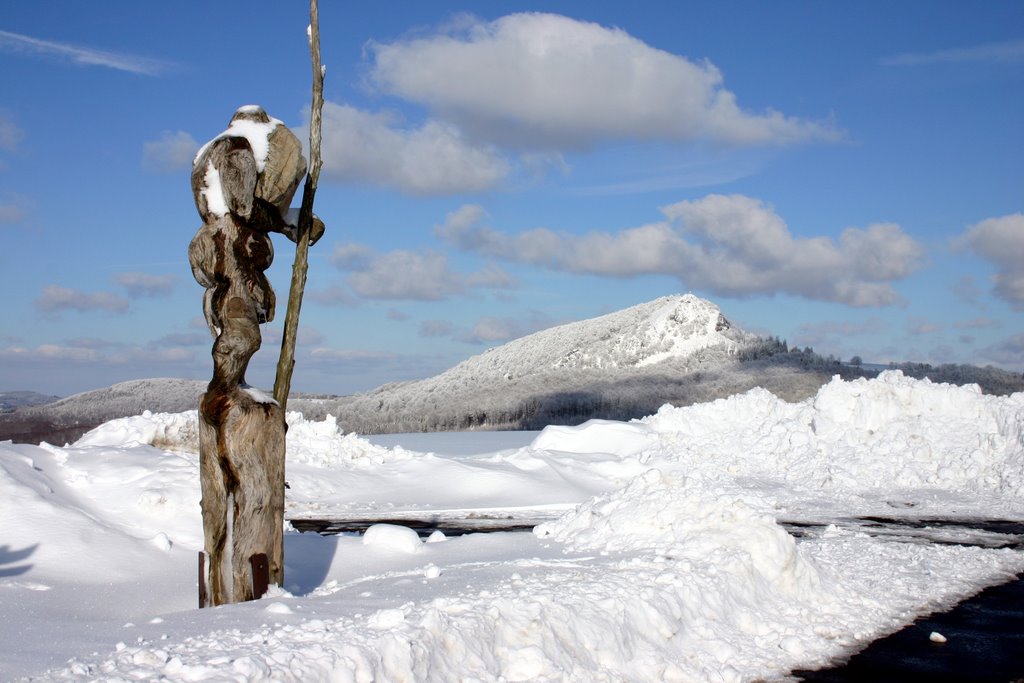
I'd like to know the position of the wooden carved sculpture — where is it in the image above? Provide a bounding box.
[188,105,323,606]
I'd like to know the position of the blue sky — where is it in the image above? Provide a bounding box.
[1,1,1022,397]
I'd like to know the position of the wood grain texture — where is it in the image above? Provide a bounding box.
[189,106,307,606]
[198,387,284,604]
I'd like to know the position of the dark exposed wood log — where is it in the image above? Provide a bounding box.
[198,551,207,609]
[250,552,270,600]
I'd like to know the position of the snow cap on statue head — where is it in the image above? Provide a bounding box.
[232,105,271,124]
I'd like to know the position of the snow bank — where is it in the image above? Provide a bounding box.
[535,469,817,594]
[73,411,413,467]
[285,414,414,467]
[0,440,202,579]
[74,410,200,451]
[641,371,1024,498]
[42,465,1024,683]
[362,523,423,553]
[531,419,658,457]
[810,371,1024,494]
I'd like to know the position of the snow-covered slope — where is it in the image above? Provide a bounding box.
[27,378,206,419]
[444,293,752,381]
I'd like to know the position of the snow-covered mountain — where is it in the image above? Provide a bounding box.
[447,293,753,381]
[309,294,820,433]
[310,294,1023,434]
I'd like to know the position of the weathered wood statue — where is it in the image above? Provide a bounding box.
[188,105,323,606]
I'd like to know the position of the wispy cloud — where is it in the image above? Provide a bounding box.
[953,316,1001,331]
[0,109,23,151]
[795,317,887,348]
[419,319,455,338]
[114,272,176,298]
[142,131,198,171]
[0,29,177,76]
[414,310,557,345]
[457,312,556,345]
[0,340,195,365]
[907,318,944,336]
[880,39,1024,67]
[0,193,28,225]
[571,163,761,196]
[34,285,129,314]
[308,348,403,367]
[981,333,1024,367]
[329,241,516,302]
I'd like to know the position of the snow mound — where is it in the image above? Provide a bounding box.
[641,370,1024,497]
[536,469,820,595]
[75,410,200,451]
[362,524,423,553]
[6,369,1024,682]
[73,411,413,467]
[530,419,658,457]
[286,414,414,467]
[810,371,1024,493]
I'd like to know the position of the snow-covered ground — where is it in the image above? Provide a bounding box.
[1,371,1022,681]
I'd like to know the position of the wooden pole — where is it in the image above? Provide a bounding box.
[274,0,325,410]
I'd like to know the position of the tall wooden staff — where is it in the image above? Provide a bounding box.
[275,0,325,410]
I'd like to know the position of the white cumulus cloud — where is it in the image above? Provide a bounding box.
[142,131,199,172]
[369,13,842,150]
[956,213,1024,310]
[329,241,515,302]
[437,195,924,307]
[319,103,508,195]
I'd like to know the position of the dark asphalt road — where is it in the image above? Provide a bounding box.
[793,573,1024,682]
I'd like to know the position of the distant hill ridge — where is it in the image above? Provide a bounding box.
[0,390,62,413]
[0,379,206,444]
[2,294,1022,442]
